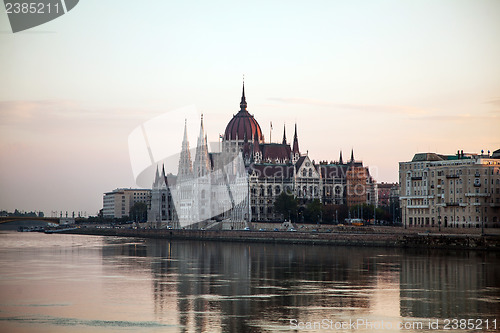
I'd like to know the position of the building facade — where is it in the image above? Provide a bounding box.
[377,182,398,207]
[399,150,500,228]
[103,188,151,218]
[148,84,376,227]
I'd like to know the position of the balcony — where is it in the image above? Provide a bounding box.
[411,176,422,181]
[446,174,459,179]
[445,202,459,206]
[465,193,490,197]
[407,205,429,209]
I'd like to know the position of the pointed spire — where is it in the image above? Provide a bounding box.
[194,114,210,177]
[197,114,205,147]
[339,150,343,164]
[240,81,247,111]
[182,119,188,143]
[161,163,166,177]
[178,119,193,179]
[350,148,354,163]
[282,123,287,145]
[253,127,260,153]
[154,164,160,185]
[292,123,300,154]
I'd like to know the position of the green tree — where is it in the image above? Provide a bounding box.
[273,192,298,221]
[129,202,148,222]
[304,199,322,223]
[323,204,348,224]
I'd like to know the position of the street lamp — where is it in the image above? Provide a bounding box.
[481,201,484,236]
[438,206,441,232]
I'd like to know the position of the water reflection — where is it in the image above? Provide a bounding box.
[101,238,500,332]
[1,233,498,333]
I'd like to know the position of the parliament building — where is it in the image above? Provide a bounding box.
[148,84,376,228]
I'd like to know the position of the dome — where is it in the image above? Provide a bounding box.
[224,84,263,142]
[224,110,262,141]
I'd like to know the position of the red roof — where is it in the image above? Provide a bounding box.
[224,110,263,141]
[261,143,291,161]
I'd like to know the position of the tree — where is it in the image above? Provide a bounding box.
[273,192,298,221]
[323,204,348,224]
[129,202,148,222]
[304,199,322,223]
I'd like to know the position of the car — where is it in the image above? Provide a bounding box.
[311,229,318,233]
[288,228,297,232]
[243,227,251,231]
[258,228,266,231]
[273,228,279,231]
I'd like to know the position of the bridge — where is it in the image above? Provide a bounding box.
[0,216,61,225]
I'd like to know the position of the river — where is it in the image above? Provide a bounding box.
[0,231,498,332]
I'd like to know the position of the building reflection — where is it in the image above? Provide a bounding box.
[399,250,500,319]
[99,238,500,332]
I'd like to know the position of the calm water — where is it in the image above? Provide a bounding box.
[0,232,499,333]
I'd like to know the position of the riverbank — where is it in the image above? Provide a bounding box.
[63,227,500,250]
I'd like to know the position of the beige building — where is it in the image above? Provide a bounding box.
[399,150,500,229]
[103,188,151,218]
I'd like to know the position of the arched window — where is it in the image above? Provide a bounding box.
[302,169,307,177]
[275,186,281,195]
[308,169,312,177]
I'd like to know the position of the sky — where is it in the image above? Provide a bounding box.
[1,0,499,216]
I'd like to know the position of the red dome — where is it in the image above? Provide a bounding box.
[224,83,263,141]
[224,110,262,141]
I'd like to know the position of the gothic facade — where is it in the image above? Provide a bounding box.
[148,84,376,227]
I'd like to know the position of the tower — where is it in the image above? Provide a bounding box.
[192,115,212,221]
[292,123,300,164]
[178,120,193,180]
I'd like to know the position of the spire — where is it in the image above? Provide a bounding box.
[177,119,193,179]
[253,127,260,153]
[292,123,300,154]
[194,114,210,177]
[282,123,287,145]
[182,119,188,143]
[339,150,343,164]
[161,164,166,177]
[197,114,205,147]
[240,81,247,111]
[350,148,354,163]
[154,164,160,185]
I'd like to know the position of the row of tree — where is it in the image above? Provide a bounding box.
[273,192,399,224]
[0,209,44,217]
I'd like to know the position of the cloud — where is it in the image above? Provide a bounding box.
[485,98,500,107]
[413,113,499,122]
[268,97,428,115]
